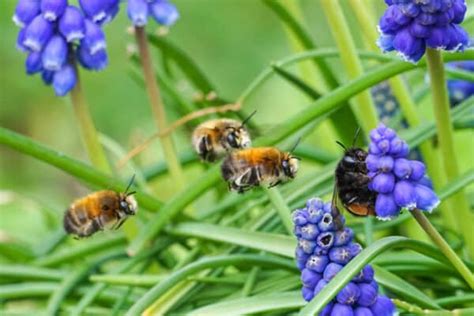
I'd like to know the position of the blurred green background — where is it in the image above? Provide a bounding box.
[0,0,473,246]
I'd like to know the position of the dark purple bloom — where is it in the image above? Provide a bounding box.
[52,64,76,96]
[13,0,116,97]
[126,0,179,26]
[368,124,440,219]
[377,0,470,62]
[13,0,40,27]
[59,6,86,42]
[292,199,396,315]
[447,61,474,106]
[41,0,67,22]
[23,15,54,51]
[42,35,68,71]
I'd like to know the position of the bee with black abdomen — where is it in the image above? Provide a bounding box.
[221,143,300,193]
[332,130,375,229]
[63,176,138,238]
[191,111,256,162]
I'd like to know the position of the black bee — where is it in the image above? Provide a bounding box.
[332,129,376,229]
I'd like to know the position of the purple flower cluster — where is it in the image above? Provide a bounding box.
[378,0,470,62]
[293,198,396,316]
[447,61,474,106]
[367,124,440,220]
[13,0,118,96]
[127,0,179,27]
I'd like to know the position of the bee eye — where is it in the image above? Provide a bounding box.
[120,201,128,210]
[343,156,356,165]
[227,133,238,148]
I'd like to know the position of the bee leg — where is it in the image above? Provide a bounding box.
[268,180,281,188]
[114,218,126,230]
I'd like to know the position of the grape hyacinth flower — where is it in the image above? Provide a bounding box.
[377,0,470,63]
[127,0,179,27]
[293,198,396,315]
[446,61,474,106]
[367,123,440,220]
[13,0,116,96]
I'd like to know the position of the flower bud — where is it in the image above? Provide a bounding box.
[375,193,400,220]
[357,283,378,307]
[59,6,86,42]
[331,303,355,316]
[82,20,106,54]
[77,44,108,71]
[323,262,343,282]
[150,0,179,26]
[25,51,42,74]
[128,0,148,26]
[337,282,361,305]
[42,35,68,71]
[354,307,374,316]
[13,0,40,27]
[301,268,322,288]
[414,184,440,212]
[53,64,77,96]
[306,255,329,273]
[23,15,54,52]
[370,296,396,316]
[371,173,395,193]
[393,180,417,210]
[41,0,67,21]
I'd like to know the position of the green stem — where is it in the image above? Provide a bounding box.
[320,0,379,133]
[263,187,293,235]
[70,63,111,173]
[411,209,474,289]
[425,48,474,260]
[135,26,185,189]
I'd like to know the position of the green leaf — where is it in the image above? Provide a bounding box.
[169,222,295,257]
[125,254,296,315]
[147,35,214,93]
[271,64,321,99]
[373,265,441,310]
[0,127,163,211]
[189,291,304,315]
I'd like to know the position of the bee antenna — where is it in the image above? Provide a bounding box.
[351,127,362,147]
[124,174,136,195]
[127,191,137,196]
[289,137,302,154]
[240,110,257,128]
[335,141,347,151]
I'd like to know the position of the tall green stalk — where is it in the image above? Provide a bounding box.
[347,0,456,232]
[135,26,185,189]
[70,62,111,173]
[411,209,474,289]
[320,0,379,134]
[425,48,474,260]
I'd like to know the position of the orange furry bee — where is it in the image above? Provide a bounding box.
[221,141,300,193]
[191,111,256,162]
[63,176,138,238]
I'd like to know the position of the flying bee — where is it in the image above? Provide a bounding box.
[221,139,300,193]
[332,129,375,229]
[63,176,138,238]
[191,111,256,162]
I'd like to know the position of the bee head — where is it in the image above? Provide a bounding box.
[225,127,251,149]
[282,155,300,179]
[120,174,138,215]
[119,194,138,215]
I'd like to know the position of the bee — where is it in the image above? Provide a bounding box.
[63,176,138,238]
[221,140,300,193]
[191,111,256,162]
[332,129,375,229]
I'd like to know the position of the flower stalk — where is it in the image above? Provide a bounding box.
[70,61,111,173]
[411,209,474,289]
[425,48,474,260]
[134,26,184,188]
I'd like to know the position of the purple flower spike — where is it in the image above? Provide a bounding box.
[41,70,54,85]
[53,65,77,96]
[149,0,179,26]
[41,0,67,22]
[13,0,40,27]
[42,35,68,71]
[59,6,86,42]
[17,29,28,52]
[25,51,42,74]
[128,0,149,26]
[23,15,54,52]
[368,123,439,217]
[293,198,394,314]
[378,0,469,62]
[447,61,474,106]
